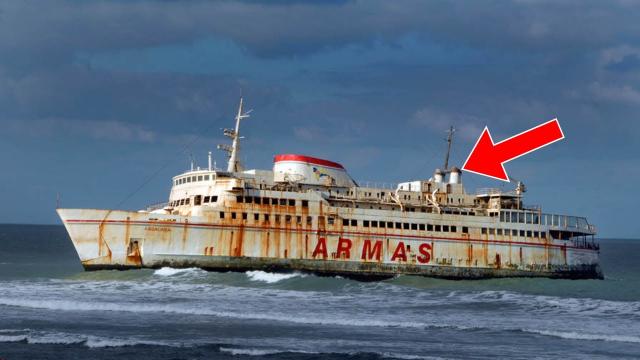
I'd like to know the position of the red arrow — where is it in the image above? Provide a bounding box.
[462,119,564,182]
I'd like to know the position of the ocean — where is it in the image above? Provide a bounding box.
[0,224,638,359]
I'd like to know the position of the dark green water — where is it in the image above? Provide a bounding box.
[0,224,639,359]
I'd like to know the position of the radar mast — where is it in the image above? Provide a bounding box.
[443,126,455,171]
[218,97,252,172]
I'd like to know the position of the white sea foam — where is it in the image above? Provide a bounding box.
[153,267,203,277]
[0,334,27,342]
[245,271,306,283]
[219,347,317,356]
[523,329,640,343]
[382,352,448,360]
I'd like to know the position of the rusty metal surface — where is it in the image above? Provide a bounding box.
[57,202,603,280]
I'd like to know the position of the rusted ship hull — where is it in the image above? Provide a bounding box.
[58,208,603,280]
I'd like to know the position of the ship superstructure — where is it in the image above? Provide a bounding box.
[58,99,601,280]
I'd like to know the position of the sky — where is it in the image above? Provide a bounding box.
[0,0,639,238]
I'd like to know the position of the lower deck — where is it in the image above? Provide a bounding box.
[58,208,603,280]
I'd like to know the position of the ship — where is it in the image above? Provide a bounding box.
[57,98,602,280]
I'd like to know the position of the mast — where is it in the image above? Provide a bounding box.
[443,126,455,171]
[218,97,251,172]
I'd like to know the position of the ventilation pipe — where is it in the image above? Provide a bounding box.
[434,168,444,183]
[449,167,461,184]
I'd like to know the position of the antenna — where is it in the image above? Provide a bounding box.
[443,126,455,171]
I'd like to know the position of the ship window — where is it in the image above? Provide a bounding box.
[500,211,506,222]
[372,221,378,228]
[191,176,196,182]
[395,222,401,229]
[527,230,532,237]
[302,200,309,207]
[220,211,225,219]
[489,228,495,235]
[265,214,270,222]
[497,229,503,235]
[343,219,349,226]
[204,175,210,180]
[186,177,191,183]
[462,226,469,234]
[288,199,295,206]
[198,176,203,181]
[285,215,291,223]
[254,213,259,221]
[242,212,247,220]
[254,197,260,204]
[185,198,190,205]
[204,196,210,203]
[380,221,386,228]
[526,213,533,224]
[180,199,185,205]
[297,216,302,224]
[419,224,425,231]
[411,223,418,230]
[271,198,278,205]
[263,197,270,205]
[232,212,237,219]
[427,224,433,231]
[541,231,546,239]
[194,195,202,206]
[363,220,370,227]
[387,222,393,228]
[279,199,286,206]
[511,212,518,223]
[351,220,357,226]
[244,196,252,203]
[328,217,335,225]
[451,226,457,233]
[307,216,313,225]
[403,223,410,230]
[443,225,449,232]
[518,213,525,223]
[211,196,218,202]
[481,227,487,234]
[236,196,243,203]
[534,231,539,238]
[434,224,442,232]
[274,215,280,222]
[520,230,525,237]
[512,229,517,236]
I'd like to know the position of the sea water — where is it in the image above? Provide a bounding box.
[0,224,639,359]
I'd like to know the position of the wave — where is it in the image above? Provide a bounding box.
[153,267,204,277]
[245,271,306,283]
[522,329,640,343]
[219,347,318,356]
[0,297,457,330]
[0,329,177,348]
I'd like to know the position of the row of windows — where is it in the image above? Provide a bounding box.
[341,218,468,233]
[170,195,218,207]
[498,211,540,225]
[209,212,548,240]
[219,211,313,225]
[174,174,211,185]
[482,227,546,239]
[236,196,309,207]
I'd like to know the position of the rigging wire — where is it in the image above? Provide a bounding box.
[113,119,221,209]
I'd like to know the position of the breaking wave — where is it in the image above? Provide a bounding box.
[153,267,204,277]
[522,329,640,343]
[245,270,306,283]
[0,329,176,348]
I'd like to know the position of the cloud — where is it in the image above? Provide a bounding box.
[6,118,158,143]
[588,82,640,104]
